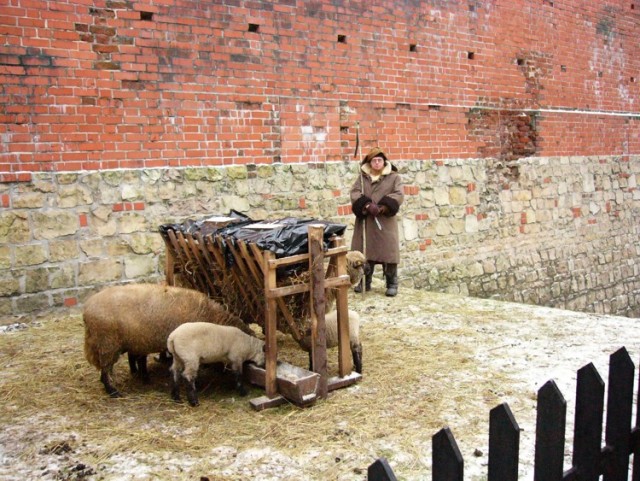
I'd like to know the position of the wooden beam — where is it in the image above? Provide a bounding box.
[263,250,278,398]
[264,274,351,298]
[309,224,328,399]
[332,235,352,376]
[266,245,348,268]
[249,395,288,411]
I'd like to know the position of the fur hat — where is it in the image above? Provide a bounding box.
[361,147,388,165]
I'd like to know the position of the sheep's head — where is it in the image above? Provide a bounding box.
[251,341,266,367]
[346,250,366,286]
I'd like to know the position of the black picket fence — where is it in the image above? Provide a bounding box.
[368,346,640,481]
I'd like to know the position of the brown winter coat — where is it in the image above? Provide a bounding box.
[350,154,404,264]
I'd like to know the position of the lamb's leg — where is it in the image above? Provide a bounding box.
[100,367,121,398]
[182,360,200,407]
[186,379,199,407]
[352,343,363,374]
[169,360,182,402]
[233,366,248,397]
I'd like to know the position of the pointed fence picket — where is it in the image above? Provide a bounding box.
[368,347,639,481]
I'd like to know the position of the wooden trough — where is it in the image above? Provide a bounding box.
[245,361,320,410]
[160,214,362,409]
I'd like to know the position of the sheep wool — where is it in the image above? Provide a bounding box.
[299,309,362,374]
[83,283,255,398]
[167,322,265,406]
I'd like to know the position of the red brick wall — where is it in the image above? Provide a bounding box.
[1,0,639,174]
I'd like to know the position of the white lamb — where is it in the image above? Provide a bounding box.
[299,309,362,374]
[167,322,266,407]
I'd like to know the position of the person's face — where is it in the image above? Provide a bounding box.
[370,156,385,172]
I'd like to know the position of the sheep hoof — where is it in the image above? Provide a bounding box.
[186,388,199,407]
[108,390,122,398]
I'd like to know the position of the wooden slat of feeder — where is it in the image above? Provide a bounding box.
[175,230,209,294]
[194,232,228,299]
[206,234,262,322]
[184,233,218,295]
[211,235,249,298]
[237,240,263,282]
[164,243,176,286]
[228,240,266,324]
[222,238,301,339]
[265,274,350,299]
[220,239,261,313]
[265,245,348,269]
[237,241,303,341]
[166,229,198,289]
[244,241,305,341]
[197,232,262,323]
[263,249,278,398]
[248,242,266,271]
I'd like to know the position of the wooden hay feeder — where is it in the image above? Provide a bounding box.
[160,215,362,409]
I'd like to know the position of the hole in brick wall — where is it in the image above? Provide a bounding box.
[340,126,349,134]
[140,11,153,21]
[467,51,475,60]
[428,104,441,111]
[337,34,346,43]
[561,64,567,72]
[248,23,259,32]
[631,77,636,83]
[517,58,524,66]
[598,71,603,77]
[469,4,475,12]
[409,44,417,52]
[632,3,635,9]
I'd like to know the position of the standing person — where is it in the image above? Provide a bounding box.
[350,147,404,297]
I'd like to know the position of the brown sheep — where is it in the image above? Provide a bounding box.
[83,283,255,398]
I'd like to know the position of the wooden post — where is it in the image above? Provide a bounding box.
[308,224,328,399]
[263,250,278,398]
[333,236,352,376]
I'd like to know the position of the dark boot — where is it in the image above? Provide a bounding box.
[354,262,374,293]
[384,263,398,297]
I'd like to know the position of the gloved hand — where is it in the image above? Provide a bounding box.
[378,205,388,216]
[365,203,380,216]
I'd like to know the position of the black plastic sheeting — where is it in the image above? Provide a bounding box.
[159,210,347,259]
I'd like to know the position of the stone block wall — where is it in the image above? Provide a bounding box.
[1,154,638,320]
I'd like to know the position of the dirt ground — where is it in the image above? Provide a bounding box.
[1,280,638,481]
